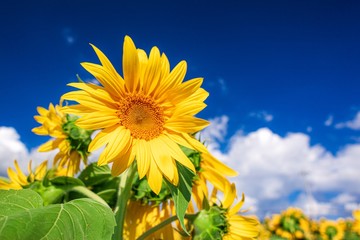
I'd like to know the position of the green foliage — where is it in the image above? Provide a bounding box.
[0,189,116,240]
[78,163,120,207]
[132,173,172,205]
[165,161,195,235]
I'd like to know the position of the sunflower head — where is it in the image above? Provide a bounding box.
[62,36,211,194]
[32,103,92,176]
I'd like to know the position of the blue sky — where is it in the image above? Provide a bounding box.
[1,0,360,219]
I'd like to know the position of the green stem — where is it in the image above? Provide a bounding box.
[112,163,137,240]
[136,213,197,240]
[69,185,108,206]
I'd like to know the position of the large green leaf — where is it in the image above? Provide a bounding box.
[165,162,195,235]
[0,189,116,240]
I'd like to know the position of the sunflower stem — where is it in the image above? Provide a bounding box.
[136,213,197,240]
[112,163,137,240]
[69,185,108,206]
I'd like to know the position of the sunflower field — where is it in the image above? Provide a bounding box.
[258,207,360,240]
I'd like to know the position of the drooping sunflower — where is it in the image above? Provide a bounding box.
[0,160,48,190]
[193,183,259,239]
[32,103,92,176]
[61,36,210,194]
[190,149,237,209]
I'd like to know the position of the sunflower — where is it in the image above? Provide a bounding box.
[319,219,345,240]
[190,149,237,210]
[124,200,176,239]
[193,183,259,239]
[32,103,92,176]
[352,210,360,235]
[61,36,210,194]
[0,160,48,190]
[267,207,311,240]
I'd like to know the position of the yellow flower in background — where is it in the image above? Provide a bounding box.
[124,200,177,239]
[189,149,237,209]
[61,36,210,194]
[0,160,48,190]
[265,207,312,240]
[319,219,344,240]
[352,209,360,235]
[193,183,259,240]
[32,103,92,176]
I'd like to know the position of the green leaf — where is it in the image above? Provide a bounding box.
[50,176,85,187]
[78,162,112,187]
[0,189,116,240]
[165,162,195,235]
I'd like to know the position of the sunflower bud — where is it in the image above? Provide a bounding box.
[193,206,228,239]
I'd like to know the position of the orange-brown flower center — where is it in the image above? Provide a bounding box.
[118,94,164,141]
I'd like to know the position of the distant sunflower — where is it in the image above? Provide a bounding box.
[0,160,48,190]
[61,36,210,193]
[319,219,344,240]
[193,183,259,240]
[32,103,92,176]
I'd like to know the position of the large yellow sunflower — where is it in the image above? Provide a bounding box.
[61,36,210,194]
[32,103,92,176]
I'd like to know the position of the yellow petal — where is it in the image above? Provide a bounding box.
[165,116,209,133]
[146,160,163,194]
[61,90,116,111]
[110,148,135,176]
[81,62,125,97]
[98,127,131,165]
[123,36,140,93]
[157,135,195,173]
[155,61,187,99]
[75,112,119,130]
[88,126,119,152]
[202,152,237,176]
[67,82,117,106]
[170,77,203,104]
[135,139,151,179]
[149,138,178,185]
[90,44,122,82]
[142,46,161,96]
[38,139,60,152]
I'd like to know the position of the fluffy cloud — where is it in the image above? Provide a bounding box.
[203,116,360,219]
[0,127,30,175]
[335,112,360,130]
[0,127,62,176]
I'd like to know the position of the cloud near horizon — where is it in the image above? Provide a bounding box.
[202,116,360,219]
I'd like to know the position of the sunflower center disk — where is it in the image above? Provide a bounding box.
[119,95,165,141]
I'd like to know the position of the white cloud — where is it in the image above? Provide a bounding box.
[324,115,334,126]
[249,111,274,122]
[335,112,360,130]
[203,116,360,219]
[0,127,29,175]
